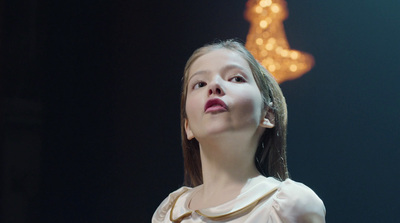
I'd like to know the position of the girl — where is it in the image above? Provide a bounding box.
[152,40,325,223]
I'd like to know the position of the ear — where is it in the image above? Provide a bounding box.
[184,118,195,140]
[260,108,275,129]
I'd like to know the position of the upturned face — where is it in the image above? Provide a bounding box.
[184,48,274,142]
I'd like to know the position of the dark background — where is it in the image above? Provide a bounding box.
[1,0,399,222]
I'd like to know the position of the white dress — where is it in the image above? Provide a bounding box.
[152,176,326,223]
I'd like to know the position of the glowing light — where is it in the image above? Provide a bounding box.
[255,6,263,13]
[245,0,314,83]
[275,46,283,54]
[259,0,272,7]
[259,20,268,28]
[268,37,276,44]
[268,64,276,72]
[261,50,268,56]
[265,43,274,51]
[290,51,299,60]
[281,49,289,57]
[271,4,280,13]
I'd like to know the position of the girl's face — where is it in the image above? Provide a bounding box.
[184,49,273,141]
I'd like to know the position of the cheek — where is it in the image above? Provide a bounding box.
[233,89,264,120]
[185,95,201,119]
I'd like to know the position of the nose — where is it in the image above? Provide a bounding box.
[208,77,225,96]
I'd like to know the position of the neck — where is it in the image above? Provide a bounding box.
[196,133,261,199]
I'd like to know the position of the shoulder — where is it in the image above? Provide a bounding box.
[152,187,191,223]
[272,178,326,222]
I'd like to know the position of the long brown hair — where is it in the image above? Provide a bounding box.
[180,39,289,187]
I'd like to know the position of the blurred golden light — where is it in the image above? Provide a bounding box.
[245,0,314,83]
[259,0,272,7]
[259,20,268,28]
[265,43,273,51]
[255,6,263,13]
[290,51,299,60]
[268,64,276,72]
[271,4,280,13]
[289,64,298,72]
[261,50,268,56]
[281,49,289,57]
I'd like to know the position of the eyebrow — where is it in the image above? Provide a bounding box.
[188,70,210,83]
[188,64,249,82]
[221,64,248,76]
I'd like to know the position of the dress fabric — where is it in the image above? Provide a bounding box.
[152,176,326,223]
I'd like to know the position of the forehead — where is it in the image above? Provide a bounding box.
[188,49,251,76]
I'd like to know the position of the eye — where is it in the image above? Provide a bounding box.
[230,75,246,83]
[193,81,207,89]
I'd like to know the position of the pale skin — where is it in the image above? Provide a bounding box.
[184,49,275,210]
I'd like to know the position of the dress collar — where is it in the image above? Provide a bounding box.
[170,176,280,222]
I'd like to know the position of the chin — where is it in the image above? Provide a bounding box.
[206,123,231,133]
[196,127,230,140]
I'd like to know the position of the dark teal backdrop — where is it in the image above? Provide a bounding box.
[1,0,399,222]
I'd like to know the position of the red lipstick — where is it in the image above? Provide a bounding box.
[204,98,227,113]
